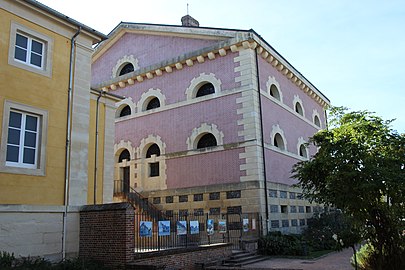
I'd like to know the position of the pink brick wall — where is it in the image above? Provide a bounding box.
[166,148,244,189]
[92,32,224,85]
[106,51,240,106]
[258,57,326,127]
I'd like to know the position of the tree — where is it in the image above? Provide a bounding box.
[292,107,405,270]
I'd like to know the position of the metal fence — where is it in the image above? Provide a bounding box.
[134,212,262,252]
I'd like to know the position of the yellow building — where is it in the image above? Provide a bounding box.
[0,0,120,260]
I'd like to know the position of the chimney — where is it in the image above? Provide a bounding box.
[181,15,199,27]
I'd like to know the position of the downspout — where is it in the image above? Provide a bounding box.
[62,26,81,260]
[93,91,103,204]
[254,45,270,231]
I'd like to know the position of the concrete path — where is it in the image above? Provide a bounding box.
[243,248,354,270]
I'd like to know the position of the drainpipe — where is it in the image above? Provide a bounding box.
[254,45,270,232]
[93,91,103,204]
[62,26,81,260]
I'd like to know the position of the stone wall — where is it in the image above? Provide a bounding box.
[0,205,80,261]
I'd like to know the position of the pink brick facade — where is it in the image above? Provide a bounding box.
[92,21,330,233]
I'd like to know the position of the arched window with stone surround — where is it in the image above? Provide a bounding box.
[314,115,321,127]
[118,105,131,117]
[196,133,217,149]
[270,84,281,101]
[118,63,134,76]
[273,133,285,150]
[295,102,304,116]
[146,144,160,177]
[146,97,160,110]
[299,144,307,158]
[196,82,215,97]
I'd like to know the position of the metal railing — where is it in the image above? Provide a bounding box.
[114,180,164,220]
[134,212,262,252]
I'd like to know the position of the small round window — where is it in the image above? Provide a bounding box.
[146,97,160,111]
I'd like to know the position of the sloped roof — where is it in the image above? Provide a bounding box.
[93,21,330,106]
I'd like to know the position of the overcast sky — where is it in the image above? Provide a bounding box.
[38,0,405,132]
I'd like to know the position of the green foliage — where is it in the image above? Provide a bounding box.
[292,107,405,270]
[0,251,15,268]
[303,211,361,252]
[258,232,306,256]
[352,243,405,270]
[0,252,111,270]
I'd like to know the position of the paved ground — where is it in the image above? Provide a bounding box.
[243,248,354,270]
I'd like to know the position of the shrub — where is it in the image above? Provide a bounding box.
[0,251,15,268]
[258,231,306,256]
[352,243,405,270]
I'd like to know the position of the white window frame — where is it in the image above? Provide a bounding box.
[0,100,48,175]
[14,33,44,69]
[8,22,53,77]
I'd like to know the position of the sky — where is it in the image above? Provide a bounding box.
[38,0,405,133]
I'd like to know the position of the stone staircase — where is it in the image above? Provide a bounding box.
[206,250,268,269]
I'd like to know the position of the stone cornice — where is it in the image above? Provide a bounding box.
[92,29,329,108]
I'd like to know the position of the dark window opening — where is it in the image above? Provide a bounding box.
[274,133,285,150]
[149,162,159,177]
[119,63,134,76]
[295,102,303,116]
[119,105,131,117]
[146,97,160,110]
[197,133,217,149]
[118,149,130,162]
[270,84,281,101]
[146,144,160,158]
[196,83,214,97]
[314,115,321,127]
[299,144,307,158]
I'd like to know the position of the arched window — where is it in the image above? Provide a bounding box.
[299,144,307,158]
[146,144,160,177]
[118,149,130,162]
[314,115,321,127]
[146,97,160,110]
[273,133,285,150]
[295,102,304,116]
[270,84,281,101]
[196,83,215,97]
[146,144,160,158]
[119,63,134,76]
[197,133,217,149]
[119,105,131,117]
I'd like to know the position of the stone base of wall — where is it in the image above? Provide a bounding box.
[0,204,80,261]
[129,243,233,270]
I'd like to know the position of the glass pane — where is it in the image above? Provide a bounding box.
[6,145,19,162]
[31,40,43,54]
[23,148,35,164]
[7,128,20,145]
[30,53,42,67]
[9,112,22,128]
[14,47,27,61]
[16,34,28,48]
[25,115,38,131]
[24,131,37,147]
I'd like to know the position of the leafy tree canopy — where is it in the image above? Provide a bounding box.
[292,107,405,269]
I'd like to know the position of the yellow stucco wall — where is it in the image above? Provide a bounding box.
[0,9,70,205]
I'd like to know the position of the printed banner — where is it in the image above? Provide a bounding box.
[158,220,170,236]
[140,221,152,237]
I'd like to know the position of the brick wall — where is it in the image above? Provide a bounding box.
[129,243,233,269]
[79,202,134,267]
